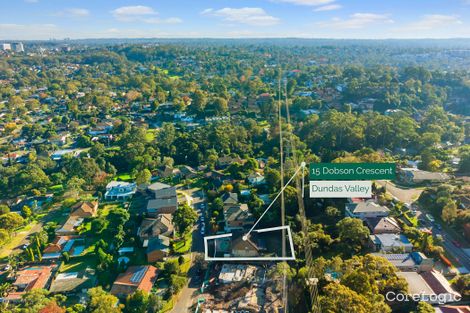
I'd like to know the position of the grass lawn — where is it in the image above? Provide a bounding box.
[50,184,64,192]
[60,255,98,273]
[115,173,133,181]
[161,297,174,312]
[179,255,191,274]
[172,233,192,254]
[99,203,125,217]
[0,221,39,258]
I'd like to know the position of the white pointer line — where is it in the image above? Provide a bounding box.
[243,162,306,241]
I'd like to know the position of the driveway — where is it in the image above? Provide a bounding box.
[376,180,424,204]
[170,190,206,313]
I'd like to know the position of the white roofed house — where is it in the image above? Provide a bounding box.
[369,233,414,253]
[345,200,390,220]
[247,172,266,186]
[104,181,137,201]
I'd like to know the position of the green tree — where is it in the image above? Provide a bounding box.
[336,217,370,253]
[0,213,25,233]
[0,204,10,215]
[442,200,458,224]
[125,290,148,313]
[135,169,152,186]
[87,287,122,313]
[169,275,187,295]
[414,301,435,313]
[21,205,32,219]
[173,203,197,238]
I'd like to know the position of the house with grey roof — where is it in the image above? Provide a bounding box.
[346,200,390,220]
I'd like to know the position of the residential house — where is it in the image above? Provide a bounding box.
[146,236,171,262]
[104,181,136,201]
[365,216,401,234]
[56,216,84,235]
[51,149,82,161]
[370,233,414,253]
[345,200,390,220]
[146,182,178,216]
[373,252,433,272]
[3,265,55,302]
[180,165,197,179]
[156,165,179,179]
[147,198,178,217]
[205,170,227,188]
[224,203,255,232]
[397,270,461,304]
[49,269,96,295]
[42,236,85,260]
[217,156,245,169]
[147,182,176,199]
[138,215,174,240]
[222,192,238,208]
[49,132,71,146]
[88,122,113,136]
[110,265,158,298]
[231,233,259,257]
[399,168,451,185]
[436,306,470,313]
[70,201,98,217]
[247,172,265,186]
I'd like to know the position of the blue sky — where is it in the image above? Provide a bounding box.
[1,0,470,39]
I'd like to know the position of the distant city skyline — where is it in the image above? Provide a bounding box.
[1,0,470,40]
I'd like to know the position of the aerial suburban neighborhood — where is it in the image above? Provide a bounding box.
[0,1,470,313]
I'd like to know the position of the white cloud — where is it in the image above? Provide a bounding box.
[314,4,342,11]
[112,5,157,21]
[275,0,335,6]
[317,13,393,29]
[202,7,280,26]
[24,0,38,3]
[56,8,90,17]
[403,14,462,31]
[111,5,181,24]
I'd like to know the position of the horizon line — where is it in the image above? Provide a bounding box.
[2,36,470,42]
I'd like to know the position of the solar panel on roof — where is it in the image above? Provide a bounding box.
[130,267,146,283]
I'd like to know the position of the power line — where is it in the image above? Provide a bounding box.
[283,79,322,313]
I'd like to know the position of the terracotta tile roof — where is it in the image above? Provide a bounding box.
[71,201,98,217]
[439,306,470,313]
[110,265,158,297]
[421,270,454,295]
[13,265,55,291]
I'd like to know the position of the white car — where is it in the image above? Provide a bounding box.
[200,216,205,222]
[200,228,205,235]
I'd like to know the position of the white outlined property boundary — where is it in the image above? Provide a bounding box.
[203,225,296,261]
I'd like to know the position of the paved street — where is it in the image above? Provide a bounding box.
[378,180,470,271]
[170,189,206,313]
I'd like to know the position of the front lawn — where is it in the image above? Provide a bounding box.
[115,173,133,181]
[172,233,192,254]
[60,255,98,273]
